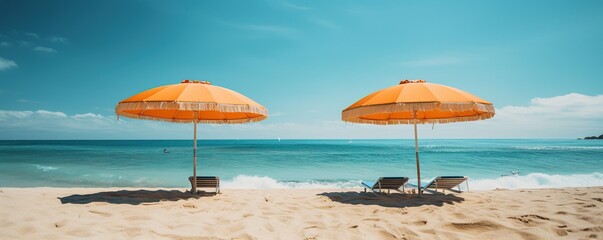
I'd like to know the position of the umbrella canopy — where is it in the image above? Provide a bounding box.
[116,80,268,192]
[116,79,267,124]
[342,80,494,195]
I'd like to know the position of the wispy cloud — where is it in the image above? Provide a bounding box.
[309,18,340,29]
[33,46,57,53]
[17,99,38,104]
[24,32,39,39]
[0,56,18,70]
[425,93,603,139]
[0,109,191,139]
[497,93,603,121]
[401,55,464,68]
[49,36,68,44]
[281,2,311,10]
[0,41,10,47]
[224,22,299,39]
[35,110,68,118]
[1,93,601,139]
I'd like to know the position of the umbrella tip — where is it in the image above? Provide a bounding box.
[399,79,426,84]
[181,80,211,85]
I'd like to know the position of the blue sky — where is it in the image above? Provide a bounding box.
[1,0,602,139]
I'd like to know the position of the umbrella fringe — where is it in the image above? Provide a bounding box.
[342,113,494,125]
[115,101,269,116]
[341,102,495,125]
[116,111,268,124]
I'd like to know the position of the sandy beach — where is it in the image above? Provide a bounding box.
[0,187,601,239]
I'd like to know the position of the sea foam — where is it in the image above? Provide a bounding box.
[33,164,58,171]
[220,173,603,190]
[221,175,361,189]
[467,172,603,190]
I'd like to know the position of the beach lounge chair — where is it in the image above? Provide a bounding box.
[188,176,220,193]
[421,176,468,193]
[362,177,409,194]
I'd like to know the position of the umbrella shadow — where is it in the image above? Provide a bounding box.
[59,189,216,205]
[317,191,464,208]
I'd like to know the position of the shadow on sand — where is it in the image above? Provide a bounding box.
[59,189,215,205]
[318,191,464,208]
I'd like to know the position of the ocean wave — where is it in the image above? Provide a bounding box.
[513,146,603,150]
[466,172,603,190]
[221,175,361,189]
[219,173,603,190]
[33,164,58,171]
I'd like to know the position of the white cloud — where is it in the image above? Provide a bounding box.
[36,110,68,118]
[72,113,104,119]
[0,109,190,139]
[33,46,57,53]
[24,32,39,39]
[0,41,10,47]
[497,93,603,120]
[401,56,463,67]
[0,93,601,139]
[221,93,603,139]
[0,56,18,70]
[0,110,34,120]
[49,36,68,44]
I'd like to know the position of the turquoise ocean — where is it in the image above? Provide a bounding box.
[1,139,602,190]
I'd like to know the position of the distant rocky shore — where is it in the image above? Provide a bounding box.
[579,134,603,140]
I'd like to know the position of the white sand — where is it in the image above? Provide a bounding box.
[0,187,602,239]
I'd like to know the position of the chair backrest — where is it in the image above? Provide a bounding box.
[189,176,220,188]
[426,176,468,189]
[377,177,409,189]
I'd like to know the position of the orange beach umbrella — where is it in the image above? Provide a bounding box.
[342,80,494,195]
[116,80,268,192]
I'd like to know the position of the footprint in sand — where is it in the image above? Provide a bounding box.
[302,220,323,230]
[555,228,568,236]
[88,210,111,217]
[412,220,427,226]
[507,214,550,226]
[581,226,603,232]
[361,218,381,222]
[54,220,68,228]
[182,203,196,208]
[446,221,501,233]
[376,230,400,240]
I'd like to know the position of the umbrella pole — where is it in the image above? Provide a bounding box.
[413,111,422,197]
[193,112,198,193]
